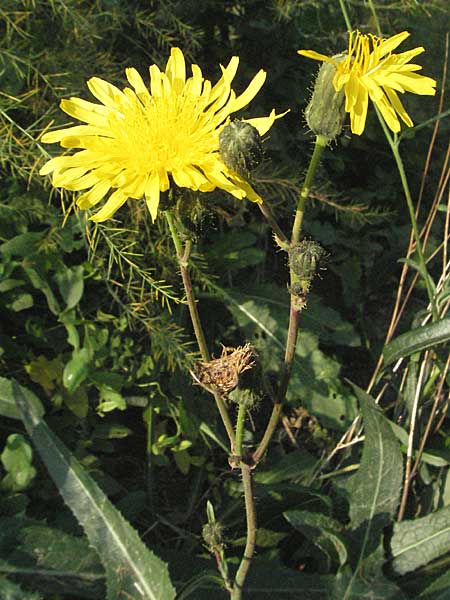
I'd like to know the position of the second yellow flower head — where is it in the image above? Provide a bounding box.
[298,31,436,135]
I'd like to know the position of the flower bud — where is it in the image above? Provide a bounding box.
[202,521,225,552]
[304,54,346,140]
[228,387,260,410]
[219,120,263,178]
[289,240,327,294]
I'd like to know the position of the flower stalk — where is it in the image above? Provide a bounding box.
[253,134,327,464]
[165,210,237,454]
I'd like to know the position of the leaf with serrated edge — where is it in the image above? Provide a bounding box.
[391,504,450,575]
[13,381,175,600]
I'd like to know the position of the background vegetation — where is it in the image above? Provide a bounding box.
[1,1,449,598]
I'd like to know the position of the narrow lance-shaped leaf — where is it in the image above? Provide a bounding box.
[348,384,403,529]
[391,504,450,575]
[342,384,403,599]
[0,377,44,421]
[13,381,176,600]
[383,318,450,367]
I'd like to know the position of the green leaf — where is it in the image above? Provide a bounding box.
[0,434,36,492]
[419,568,450,599]
[55,265,84,310]
[0,517,104,599]
[348,384,403,530]
[391,504,450,575]
[342,384,403,599]
[0,232,44,257]
[383,318,450,367]
[0,576,43,600]
[0,377,44,421]
[8,293,33,312]
[333,562,407,600]
[284,510,348,568]
[63,348,90,393]
[13,381,176,600]
[254,449,317,485]
[23,264,61,315]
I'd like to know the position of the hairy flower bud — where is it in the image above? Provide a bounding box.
[228,387,260,410]
[289,240,327,295]
[202,521,225,552]
[304,54,346,140]
[219,120,263,178]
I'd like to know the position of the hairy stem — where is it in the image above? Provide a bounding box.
[253,135,327,464]
[231,463,257,600]
[235,402,247,458]
[165,211,237,453]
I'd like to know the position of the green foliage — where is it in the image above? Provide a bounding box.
[0,0,449,598]
[14,380,176,600]
[0,517,104,598]
[391,504,450,575]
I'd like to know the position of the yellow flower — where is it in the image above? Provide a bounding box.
[298,31,436,135]
[40,48,285,222]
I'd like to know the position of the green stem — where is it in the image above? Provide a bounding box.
[258,200,289,246]
[235,402,247,458]
[165,210,237,453]
[253,135,327,464]
[291,135,328,245]
[374,107,438,321]
[231,463,256,600]
[338,0,352,32]
[366,0,382,36]
[145,402,155,515]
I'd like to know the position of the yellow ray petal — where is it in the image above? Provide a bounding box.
[125,67,151,103]
[53,166,89,187]
[245,108,290,136]
[348,83,368,135]
[208,57,239,105]
[77,180,111,208]
[87,77,125,108]
[388,72,436,95]
[41,125,105,144]
[90,189,128,222]
[65,172,101,191]
[60,98,109,126]
[229,69,266,113]
[378,31,410,58]
[39,156,71,176]
[165,47,186,94]
[145,171,160,221]
[297,49,336,64]
[375,95,401,133]
[149,64,162,97]
[384,88,413,127]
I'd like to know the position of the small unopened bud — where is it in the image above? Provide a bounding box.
[219,121,263,178]
[228,387,260,410]
[305,54,346,140]
[289,240,327,294]
[202,521,225,552]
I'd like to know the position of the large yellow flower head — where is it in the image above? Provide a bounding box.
[40,48,284,222]
[298,31,436,135]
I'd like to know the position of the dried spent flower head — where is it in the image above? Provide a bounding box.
[194,343,256,395]
[40,48,286,223]
[298,30,436,135]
